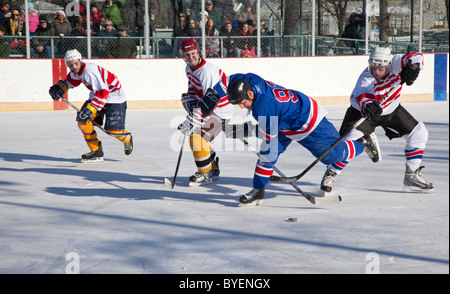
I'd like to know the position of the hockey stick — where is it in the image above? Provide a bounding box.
[164,134,187,189]
[58,95,131,138]
[269,81,404,184]
[240,138,341,205]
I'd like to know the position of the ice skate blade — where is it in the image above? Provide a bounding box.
[81,157,104,163]
[188,178,216,187]
[402,186,434,194]
[239,199,263,207]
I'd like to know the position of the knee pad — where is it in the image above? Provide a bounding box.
[404,121,428,150]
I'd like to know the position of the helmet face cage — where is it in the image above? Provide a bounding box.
[368,46,392,76]
[227,78,252,105]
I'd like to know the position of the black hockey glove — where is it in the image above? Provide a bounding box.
[181,93,197,113]
[362,100,382,120]
[224,122,256,139]
[78,103,97,123]
[49,80,68,100]
[400,60,420,86]
[198,88,221,117]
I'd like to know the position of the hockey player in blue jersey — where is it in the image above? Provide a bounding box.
[214,73,377,206]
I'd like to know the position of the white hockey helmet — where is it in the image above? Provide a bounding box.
[64,49,82,64]
[369,46,392,66]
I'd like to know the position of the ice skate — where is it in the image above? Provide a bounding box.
[124,136,133,156]
[320,169,337,193]
[189,158,220,186]
[358,132,381,162]
[403,166,434,193]
[239,188,265,207]
[81,142,104,163]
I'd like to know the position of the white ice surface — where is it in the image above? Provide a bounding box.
[0,101,448,274]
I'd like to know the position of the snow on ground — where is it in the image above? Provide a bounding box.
[0,101,448,274]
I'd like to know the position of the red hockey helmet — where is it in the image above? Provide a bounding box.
[181,38,200,53]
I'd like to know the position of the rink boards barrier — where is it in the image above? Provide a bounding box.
[0,53,448,111]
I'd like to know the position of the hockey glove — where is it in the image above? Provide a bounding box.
[178,111,204,136]
[198,88,221,117]
[400,60,420,86]
[78,103,97,123]
[181,93,197,113]
[224,122,256,139]
[362,100,382,120]
[49,80,68,100]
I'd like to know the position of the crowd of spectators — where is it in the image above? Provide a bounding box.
[0,0,274,59]
[171,0,273,58]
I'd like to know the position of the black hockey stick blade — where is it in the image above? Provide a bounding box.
[164,134,187,189]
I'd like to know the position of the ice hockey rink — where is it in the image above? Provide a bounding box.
[0,101,448,275]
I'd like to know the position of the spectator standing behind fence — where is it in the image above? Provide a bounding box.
[172,11,187,58]
[53,11,72,58]
[205,17,220,57]
[214,0,238,29]
[96,19,117,57]
[0,1,12,27]
[205,1,221,30]
[220,20,240,57]
[31,19,54,58]
[106,25,136,58]
[341,12,365,47]
[21,2,39,35]
[0,24,11,57]
[237,1,257,32]
[54,11,72,36]
[252,20,273,57]
[5,10,23,36]
[86,3,101,35]
[102,0,124,27]
[236,22,255,57]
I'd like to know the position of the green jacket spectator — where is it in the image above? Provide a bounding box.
[106,25,136,58]
[101,0,125,26]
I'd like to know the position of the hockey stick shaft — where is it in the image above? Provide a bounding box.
[169,134,187,189]
[269,81,404,183]
[240,138,323,204]
[58,95,131,138]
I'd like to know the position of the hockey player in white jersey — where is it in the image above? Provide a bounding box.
[49,49,133,162]
[177,38,235,186]
[331,46,434,193]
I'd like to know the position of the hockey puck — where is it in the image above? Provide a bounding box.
[287,217,297,222]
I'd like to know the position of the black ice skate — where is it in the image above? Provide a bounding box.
[320,169,337,192]
[239,188,265,207]
[357,133,381,163]
[189,158,220,187]
[81,141,104,163]
[403,166,434,194]
[124,136,133,156]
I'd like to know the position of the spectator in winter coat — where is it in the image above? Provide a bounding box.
[205,1,221,30]
[106,25,136,58]
[0,24,11,57]
[205,17,220,57]
[101,0,125,27]
[220,20,240,57]
[237,1,257,32]
[31,19,54,58]
[5,10,23,36]
[341,12,365,47]
[21,2,39,35]
[53,11,72,36]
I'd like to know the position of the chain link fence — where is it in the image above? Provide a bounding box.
[0,0,448,59]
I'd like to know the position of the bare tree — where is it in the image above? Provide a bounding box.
[322,0,350,36]
[379,0,390,41]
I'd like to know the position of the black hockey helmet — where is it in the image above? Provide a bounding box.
[227,78,252,105]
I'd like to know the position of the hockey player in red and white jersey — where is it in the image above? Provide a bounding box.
[326,46,433,193]
[178,38,234,186]
[49,49,133,162]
